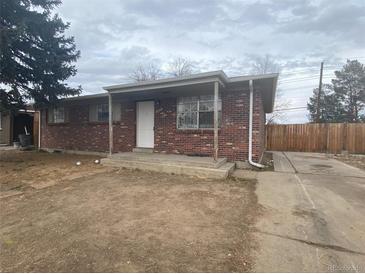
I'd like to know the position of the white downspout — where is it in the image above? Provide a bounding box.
[248,79,265,168]
[38,110,41,150]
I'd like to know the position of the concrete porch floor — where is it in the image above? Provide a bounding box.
[101,152,235,179]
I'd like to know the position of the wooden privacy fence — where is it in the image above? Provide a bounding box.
[266,123,365,154]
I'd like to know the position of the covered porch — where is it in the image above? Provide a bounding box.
[105,72,225,160]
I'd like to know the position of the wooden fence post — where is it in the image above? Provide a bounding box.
[343,122,347,153]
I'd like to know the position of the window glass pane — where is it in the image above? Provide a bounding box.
[199,101,214,111]
[48,109,54,123]
[199,98,221,112]
[177,95,221,129]
[54,107,64,123]
[199,95,214,102]
[112,103,121,121]
[199,112,214,128]
[177,112,198,128]
[97,104,109,122]
[177,103,185,112]
[178,96,198,103]
[177,102,197,112]
[200,94,221,101]
[89,104,97,122]
[198,111,222,128]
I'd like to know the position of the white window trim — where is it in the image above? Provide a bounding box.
[49,107,65,124]
[97,103,109,122]
[176,96,222,130]
[89,103,121,123]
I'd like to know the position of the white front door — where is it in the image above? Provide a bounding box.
[136,101,155,148]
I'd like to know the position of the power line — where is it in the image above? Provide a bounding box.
[279,75,333,82]
[279,58,365,77]
[280,65,342,76]
[279,75,333,84]
[274,106,307,111]
[278,85,319,90]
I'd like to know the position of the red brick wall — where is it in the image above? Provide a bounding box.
[113,101,136,152]
[41,101,137,153]
[251,88,266,162]
[154,87,264,162]
[41,88,266,162]
[41,104,109,152]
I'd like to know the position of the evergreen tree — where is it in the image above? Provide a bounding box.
[332,60,365,122]
[307,84,345,122]
[0,0,81,111]
[307,60,365,123]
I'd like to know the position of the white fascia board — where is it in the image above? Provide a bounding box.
[60,93,108,102]
[107,77,225,94]
[104,70,227,92]
[227,73,279,83]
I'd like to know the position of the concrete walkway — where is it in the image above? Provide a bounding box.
[254,152,365,272]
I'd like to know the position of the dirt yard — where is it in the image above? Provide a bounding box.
[0,149,110,198]
[0,150,260,272]
[332,154,365,170]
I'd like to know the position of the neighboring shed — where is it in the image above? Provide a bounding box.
[0,109,39,147]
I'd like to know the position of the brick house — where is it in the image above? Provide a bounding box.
[40,71,278,164]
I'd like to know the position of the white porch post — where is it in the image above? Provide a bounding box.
[214,81,219,161]
[108,93,113,155]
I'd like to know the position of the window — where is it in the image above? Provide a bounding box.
[0,112,2,130]
[177,95,222,129]
[89,103,121,122]
[48,107,65,123]
[97,104,109,122]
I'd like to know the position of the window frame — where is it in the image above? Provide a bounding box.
[48,106,66,124]
[176,95,222,130]
[89,103,121,123]
[96,103,109,122]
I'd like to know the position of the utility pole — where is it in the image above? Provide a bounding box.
[316,61,324,123]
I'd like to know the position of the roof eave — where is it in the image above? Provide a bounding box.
[59,93,108,102]
[103,70,228,92]
[269,75,279,113]
[227,72,279,83]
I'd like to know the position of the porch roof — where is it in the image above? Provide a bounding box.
[103,70,278,113]
[62,71,278,113]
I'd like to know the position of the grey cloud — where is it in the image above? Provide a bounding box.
[278,1,365,45]
[56,0,365,123]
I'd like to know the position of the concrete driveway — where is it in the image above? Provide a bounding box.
[253,152,365,272]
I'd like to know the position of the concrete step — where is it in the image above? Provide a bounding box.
[101,158,235,179]
[109,152,227,169]
[132,147,153,153]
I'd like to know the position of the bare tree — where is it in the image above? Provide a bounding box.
[266,89,291,124]
[130,64,161,82]
[250,54,280,75]
[167,57,194,77]
[250,54,290,124]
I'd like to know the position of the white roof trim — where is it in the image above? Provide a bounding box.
[62,92,108,101]
[103,70,227,91]
[60,71,279,112]
[103,70,278,93]
[227,73,279,83]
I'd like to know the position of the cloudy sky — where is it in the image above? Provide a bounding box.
[57,0,365,123]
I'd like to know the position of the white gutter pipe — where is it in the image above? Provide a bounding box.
[248,79,265,168]
[38,110,41,149]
